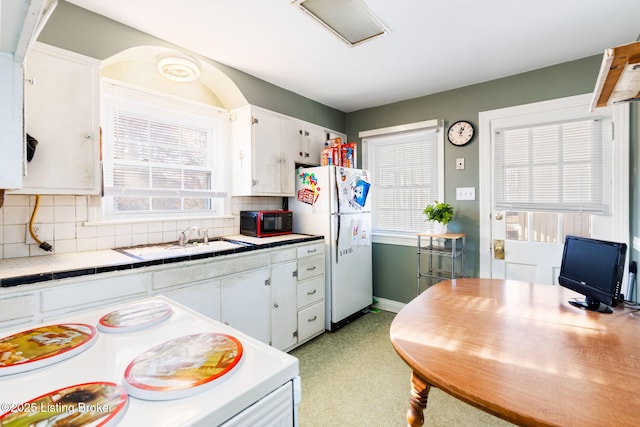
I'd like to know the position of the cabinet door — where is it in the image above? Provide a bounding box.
[160,280,221,321]
[270,260,298,350]
[304,124,327,166]
[220,268,271,343]
[20,43,100,194]
[252,109,283,194]
[282,119,326,166]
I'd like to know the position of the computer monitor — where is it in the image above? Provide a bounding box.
[558,235,626,313]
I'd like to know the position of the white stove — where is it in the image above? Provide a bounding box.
[0,296,300,426]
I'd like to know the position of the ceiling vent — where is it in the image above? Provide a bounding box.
[590,40,640,111]
[292,0,389,47]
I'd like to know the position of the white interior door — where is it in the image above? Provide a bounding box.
[479,94,629,285]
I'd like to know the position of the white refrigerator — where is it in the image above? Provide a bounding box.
[290,166,372,331]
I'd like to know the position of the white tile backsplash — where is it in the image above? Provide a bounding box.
[0,195,285,259]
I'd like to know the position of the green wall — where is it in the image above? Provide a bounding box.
[39,1,640,305]
[346,56,610,304]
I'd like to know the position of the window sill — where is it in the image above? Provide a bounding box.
[84,214,234,227]
[372,232,418,247]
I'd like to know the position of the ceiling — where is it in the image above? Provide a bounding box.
[66,0,640,113]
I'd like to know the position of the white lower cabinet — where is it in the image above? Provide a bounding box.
[221,268,271,344]
[271,260,298,350]
[160,279,221,321]
[297,302,325,342]
[0,240,326,351]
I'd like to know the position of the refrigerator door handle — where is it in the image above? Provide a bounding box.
[334,166,341,264]
[335,213,340,264]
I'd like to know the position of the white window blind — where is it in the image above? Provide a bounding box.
[101,80,227,216]
[364,126,442,236]
[494,119,608,213]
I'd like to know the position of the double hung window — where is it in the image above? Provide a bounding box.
[361,120,444,245]
[101,80,227,218]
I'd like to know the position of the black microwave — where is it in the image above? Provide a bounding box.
[240,211,293,237]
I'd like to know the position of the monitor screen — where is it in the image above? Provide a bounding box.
[558,235,626,313]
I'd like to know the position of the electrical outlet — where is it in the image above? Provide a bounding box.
[26,223,44,244]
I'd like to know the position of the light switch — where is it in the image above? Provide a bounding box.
[456,158,465,170]
[456,187,476,200]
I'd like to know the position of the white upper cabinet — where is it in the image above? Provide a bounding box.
[0,0,56,190]
[282,117,328,166]
[230,104,345,196]
[230,105,295,196]
[14,42,101,195]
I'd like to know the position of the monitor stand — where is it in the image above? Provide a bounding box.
[568,297,612,314]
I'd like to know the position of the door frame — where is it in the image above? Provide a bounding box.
[478,94,630,278]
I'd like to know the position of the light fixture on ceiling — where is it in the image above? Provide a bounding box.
[157,54,201,82]
[292,0,389,47]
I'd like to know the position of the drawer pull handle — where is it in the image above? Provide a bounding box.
[306,266,316,271]
[307,289,317,295]
[307,249,317,254]
[308,315,317,322]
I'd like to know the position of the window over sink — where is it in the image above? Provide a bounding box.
[101,79,228,219]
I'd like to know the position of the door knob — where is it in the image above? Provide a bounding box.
[495,213,503,220]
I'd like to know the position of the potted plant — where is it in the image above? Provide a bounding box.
[423,201,454,234]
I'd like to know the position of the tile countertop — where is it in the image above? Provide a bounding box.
[0,234,323,288]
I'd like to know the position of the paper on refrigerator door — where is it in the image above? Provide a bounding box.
[349,218,370,245]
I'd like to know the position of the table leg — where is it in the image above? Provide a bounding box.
[407,371,431,427]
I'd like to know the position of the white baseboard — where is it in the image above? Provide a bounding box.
[372,297,405,314]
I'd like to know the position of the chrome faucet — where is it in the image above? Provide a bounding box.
[178,226,200,246]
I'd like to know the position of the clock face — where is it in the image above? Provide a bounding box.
[448,121,474,146]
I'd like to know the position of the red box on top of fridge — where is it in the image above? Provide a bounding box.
[321,141,357,168]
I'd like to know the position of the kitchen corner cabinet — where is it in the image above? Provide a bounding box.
[230,105,295,196]
[15,42,101,195]
[282,117,327,166]
[230,104,346,196]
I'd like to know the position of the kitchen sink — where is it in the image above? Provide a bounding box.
[117,238,250,260]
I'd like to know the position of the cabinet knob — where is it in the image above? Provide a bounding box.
[273,303,279,308]
[84,133,92,140]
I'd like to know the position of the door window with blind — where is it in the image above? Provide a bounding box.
[494,117,610,242]
[361,120,444,245]
[101,79,227,219]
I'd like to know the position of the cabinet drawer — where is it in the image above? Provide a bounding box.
[297,255,324,281]
[153,253,269,290]
[296,243,324,258]
[298,302,325,341]
[297,276,324,308]
[0,294,36,326]
[41,273,149,313]
[270,247,297,264]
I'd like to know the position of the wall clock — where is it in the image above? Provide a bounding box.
[447,120,474,146]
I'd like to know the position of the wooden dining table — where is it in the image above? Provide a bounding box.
[390,278,640,427]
